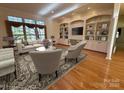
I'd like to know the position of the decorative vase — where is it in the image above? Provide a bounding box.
[43,39,50,49]
[44,45,49,49]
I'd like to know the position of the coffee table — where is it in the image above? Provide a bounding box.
[36,46,56,51]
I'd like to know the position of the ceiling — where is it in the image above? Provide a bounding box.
[0,3,84,18]
[0,3,114,19]
[59,3,114,18]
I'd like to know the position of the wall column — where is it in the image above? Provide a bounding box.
[83,18,86,40]
[106,3,120,60]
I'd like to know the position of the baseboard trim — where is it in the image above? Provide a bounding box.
[84,49,107,54]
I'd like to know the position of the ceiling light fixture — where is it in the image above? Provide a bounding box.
[51,4,83,19]
[88,7,90,9]
[39,3,60,16]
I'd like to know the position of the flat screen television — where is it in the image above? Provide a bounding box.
[72,27,83,35]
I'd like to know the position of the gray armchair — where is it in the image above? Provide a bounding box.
[0,48,16,79]
[65,41,86,63]
[29,49,62,81]
[69,39,79,45]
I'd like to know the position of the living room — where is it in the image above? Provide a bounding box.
[0,3,124,90]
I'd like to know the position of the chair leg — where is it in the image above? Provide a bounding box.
[65,58,67,63]
[14,70,17,79]
[76,58,78,63]
[39,74,41,81]
[55,71,58,78]
[14,64,17,79]
[6,74,9,82]
[19,53,22,55]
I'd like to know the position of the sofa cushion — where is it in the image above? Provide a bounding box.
[28,41,33,45]
[37,39,42,44]
[32,40,38,44]
[33,44,42,47]
[24,45,34,49]
[22,43,25,48]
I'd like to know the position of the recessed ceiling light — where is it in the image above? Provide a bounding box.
[88,7,90,10]
[51,4,82,19]
[39,3,60,15]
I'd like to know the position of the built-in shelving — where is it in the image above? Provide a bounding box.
[58,15,112,53]
[59,23,68,39]
[85,15,111,42]
[84,15,111,53]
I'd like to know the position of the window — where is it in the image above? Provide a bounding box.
[11,26,24,43]
[7,16,46,44]
[37,28,45,40]
[24,19,35,24]
[8,16,23,22]
[36,20,45,25]
[25,26,36,41]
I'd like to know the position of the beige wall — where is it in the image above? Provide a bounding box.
[118,15,124,27]
[46,19,59,40]
[0,7,44,47]
[116,28,124,48]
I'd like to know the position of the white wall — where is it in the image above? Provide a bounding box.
[0,7,44,47]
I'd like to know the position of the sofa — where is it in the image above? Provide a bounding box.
[16,39,43,54]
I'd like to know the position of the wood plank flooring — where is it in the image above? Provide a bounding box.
[48,46,124,89]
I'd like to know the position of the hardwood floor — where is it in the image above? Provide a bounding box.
[48,46,124,89]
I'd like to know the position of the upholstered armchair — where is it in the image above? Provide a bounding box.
[69,39,79,45]
[29,49,62,81]
[0,48,16,78]
[65,41,86,63]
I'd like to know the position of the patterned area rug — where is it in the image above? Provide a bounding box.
[0,50,86,90]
